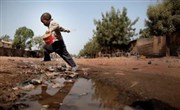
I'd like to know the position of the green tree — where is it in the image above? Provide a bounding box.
[146,2,175,36]
[93,7,139,53]
[79,37,100,58]
[13,27,34,50]
[170,0,180,32]
[146,0,180,56]
[139,28,151,38]
[0,35,12,42]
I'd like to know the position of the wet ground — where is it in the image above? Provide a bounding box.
[14,78,123,110]
[0,56,180,110]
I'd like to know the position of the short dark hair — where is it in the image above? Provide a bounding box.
[41,12,51,21]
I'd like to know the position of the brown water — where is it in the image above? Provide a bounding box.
[15,78,124,110]
[13,76,179,110]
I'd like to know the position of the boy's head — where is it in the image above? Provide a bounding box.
[41,12,52,27]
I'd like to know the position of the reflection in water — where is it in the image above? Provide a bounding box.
[16,78,75,110]
[15,77,178,110]
[16,78,128,110]
[91,79,120,110]
[61,78,122,110]
[38,83,74,109]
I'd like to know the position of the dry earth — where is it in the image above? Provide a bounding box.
[0,56,180,109]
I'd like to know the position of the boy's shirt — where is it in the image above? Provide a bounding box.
[43,20,69,45]
[49,20,67,40]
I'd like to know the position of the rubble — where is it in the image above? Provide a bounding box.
[20,84,35,91]
[51,83,64,88]
[0,58,92,109]
[11,61,86,96]
[30,79,42,85]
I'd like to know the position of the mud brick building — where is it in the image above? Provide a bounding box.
[0,39,12,48]
[0,39,43,58]
[130,34,180,57]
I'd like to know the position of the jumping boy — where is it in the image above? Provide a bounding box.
[40,12,78,72]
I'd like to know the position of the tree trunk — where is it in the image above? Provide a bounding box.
[166,36,170,57]
[166,46,170,57]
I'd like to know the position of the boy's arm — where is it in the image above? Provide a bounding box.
[59,27,70,33]
[49,21,70,33]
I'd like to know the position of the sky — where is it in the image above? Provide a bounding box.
[0,0,157,55]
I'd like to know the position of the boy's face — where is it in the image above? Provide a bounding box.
[41,18,50,27]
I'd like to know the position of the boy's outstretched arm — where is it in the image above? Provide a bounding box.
[59,27,70,33]
[49,21,70,33]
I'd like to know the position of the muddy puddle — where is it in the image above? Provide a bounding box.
[14,77,126,110]
[13,77,179,110]
[7,61,179,110]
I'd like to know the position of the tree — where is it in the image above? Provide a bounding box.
[79,37,100,58]
[13,27,34,50]
[146,0,180,56]
[146,2,175,36]
[139,28,151,38]
[0,35,12,42]
[170,0,180,32]
[93,7,139,53]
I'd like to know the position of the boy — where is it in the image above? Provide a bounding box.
[40,12,78,71]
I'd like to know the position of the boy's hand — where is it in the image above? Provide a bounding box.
[66,30,70,33]
[45,30,51,34]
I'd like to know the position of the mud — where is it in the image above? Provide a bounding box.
[0,56,180,110]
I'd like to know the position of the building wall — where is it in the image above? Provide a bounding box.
[131,38,154,56]
[153,36,166,56]
[133,35,180,57]
[136,38,153,46]
[0,47,43,58]
[170,34,180,56]
[130,37,167,57]
[0,40,12,48]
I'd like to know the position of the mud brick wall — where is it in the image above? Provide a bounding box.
[132,38,154,56]
[136,38,153,46]
[153,35,180,56]
[170,34,180,56]
[137,43,154,56]
[0,47,43,58]
[153,36,166,56]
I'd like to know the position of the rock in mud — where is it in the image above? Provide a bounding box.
[20,84,35,91]
[51,83,64,88]
[30,79,42,85]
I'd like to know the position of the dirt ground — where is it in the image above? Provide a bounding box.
[0,56,180,109]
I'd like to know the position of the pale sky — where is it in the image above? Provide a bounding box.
[0,0,157,55]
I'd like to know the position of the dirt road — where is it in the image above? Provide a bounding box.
[0,56,180,110]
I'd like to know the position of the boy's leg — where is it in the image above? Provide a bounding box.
[43,44,54,61]
[52,40,76,67]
